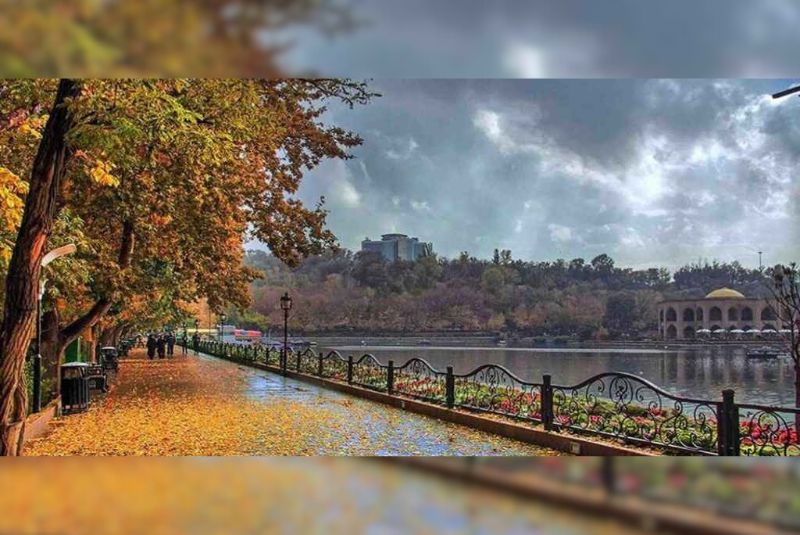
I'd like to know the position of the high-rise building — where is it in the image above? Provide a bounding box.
[361,233,433,262]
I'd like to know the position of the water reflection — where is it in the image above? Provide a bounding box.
[322,341,795,406]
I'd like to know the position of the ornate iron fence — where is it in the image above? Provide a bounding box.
[454,364,544,423]
[550,373,720,455]
[737,402,800,456]
[320,350,349,380]
[351,354,388,391]
[393,358,446,403]
[184,339,800,456]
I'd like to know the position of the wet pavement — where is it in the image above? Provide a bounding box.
[201,351,556,456]
[27,349,557,456]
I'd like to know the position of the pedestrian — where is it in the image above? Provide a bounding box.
[146,334,156,359]
[167,332,175,357]
[157,334,166,359]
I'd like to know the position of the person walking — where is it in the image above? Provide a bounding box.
[156,334,166,359]
[146,334,156,360]
[167,332,175,357]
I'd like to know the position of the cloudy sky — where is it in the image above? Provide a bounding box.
[294,79,800,269]
[279,0,800,77]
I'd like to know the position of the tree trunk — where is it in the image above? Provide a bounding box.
[111,324,125,347]
[56,221,135,359]
[99,327,113,347]
[0,79,81,456]
[39,308,61,401]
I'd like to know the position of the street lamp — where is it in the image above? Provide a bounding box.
[36,243,77,413]
[280,292,292,373]
[219,313,227,341]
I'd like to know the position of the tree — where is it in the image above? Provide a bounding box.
[0,80,82,455]
[48,79,371,378]
[350,251,390,294]
[0,79,375,454]
[603,292,637,336]
[0,0,356,77]
[770,264,800,416]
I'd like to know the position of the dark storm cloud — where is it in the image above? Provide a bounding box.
[280,0,800,77]
[296,79,800,269]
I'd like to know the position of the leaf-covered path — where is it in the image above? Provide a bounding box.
[26,349,558,456]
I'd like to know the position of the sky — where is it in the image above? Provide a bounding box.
[294,79,800,270]
[277,0,800,78]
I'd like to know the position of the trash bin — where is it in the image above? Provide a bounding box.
[61,362,90,414]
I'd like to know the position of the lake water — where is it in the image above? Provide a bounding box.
[312,338,796,407]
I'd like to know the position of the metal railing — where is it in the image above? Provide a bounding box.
[187,339,800,456]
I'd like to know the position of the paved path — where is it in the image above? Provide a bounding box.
[26,349,558,456]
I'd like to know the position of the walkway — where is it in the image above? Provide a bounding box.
[25,349,557,456]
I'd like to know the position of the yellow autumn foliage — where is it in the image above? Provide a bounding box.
[89,159,120,187]
[0,166,28,232]
[17,116,46,139]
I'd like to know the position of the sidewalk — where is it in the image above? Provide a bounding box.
[25,349,558,456]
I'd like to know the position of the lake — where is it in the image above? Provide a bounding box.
[311,337,796,407]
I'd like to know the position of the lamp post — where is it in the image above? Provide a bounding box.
[280,292,292,374]
[36,243,77,413]
[219,313,227,341]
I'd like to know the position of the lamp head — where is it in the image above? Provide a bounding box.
[280,292,292,311]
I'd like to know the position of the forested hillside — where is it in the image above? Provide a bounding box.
[225,249,769,339]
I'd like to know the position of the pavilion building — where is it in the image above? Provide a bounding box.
[657,287,778,340]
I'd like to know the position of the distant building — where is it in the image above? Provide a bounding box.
[658,287,778,340]
[361,233,433,262]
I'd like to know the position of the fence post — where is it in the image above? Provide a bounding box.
[317,352,324,377]
[347,356,354,384]
[446,366,455,409]
[296,350,301,372]
[718,389,740,456]
[387,360,394,395]
[542,374,554,431]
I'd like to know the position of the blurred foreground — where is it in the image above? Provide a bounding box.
[3,1,800,77]
[2,457,797,534]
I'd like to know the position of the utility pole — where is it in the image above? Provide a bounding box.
[758,251,763,271]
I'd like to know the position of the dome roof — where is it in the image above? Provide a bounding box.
[705,287,745,299]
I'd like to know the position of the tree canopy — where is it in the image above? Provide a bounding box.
[0,79,375,452]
